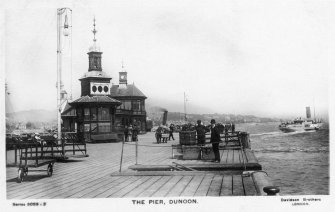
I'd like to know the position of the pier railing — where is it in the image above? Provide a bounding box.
[6,132,88,166]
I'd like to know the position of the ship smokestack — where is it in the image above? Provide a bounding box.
[306,106,311,119]
[162,110,168,125]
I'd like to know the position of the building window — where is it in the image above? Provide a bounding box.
[98,107,110,120]
[132,100,140,111]
[91,108,97,121]
[91,123,98,133]
[98,123,110,133]
[94,57,98,68]
[77,108,83,118]
[84,108,90,120]
[124,101,131,110]
[141,101,145,111]
[84,124,90,132]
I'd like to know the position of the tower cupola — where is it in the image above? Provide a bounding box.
[88,17,102,72]
[119,61,128,86]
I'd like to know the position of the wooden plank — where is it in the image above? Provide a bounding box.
[194,175,214,196]
[242,175,258,196]
[123,176,163,197]
[64,176,126,198]
[166,176,194,197]
[233,149,240,164]
[180,175,205,196]
[232,174,244,196]
[221,149,229,163]
[112,170,241,176]
[138,176,172,197]
[226,149,234,164]
[19,156,127,197]
[93,177,141,198]
[128,163,261,171]
[11,161,110,199]
[244,149,259,163]
[252,172,275,196]
[49,175,123,199]
[109,176,152,197]
[70,176,133,198]
[151,176,183,197]
[220,175,232,196]
[207,175,224,196]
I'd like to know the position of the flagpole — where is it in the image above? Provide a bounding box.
[184,92,187,122]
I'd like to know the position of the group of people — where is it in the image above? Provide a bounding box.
[123,125,139,142]
[155,124,175,143]
[195,119,235,163]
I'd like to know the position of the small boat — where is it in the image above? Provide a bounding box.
[279,106,322,132]
[279,119,320,133]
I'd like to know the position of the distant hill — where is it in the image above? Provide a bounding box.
[6,108,280,125]
[6,109,58,123]
[147,111,280,126]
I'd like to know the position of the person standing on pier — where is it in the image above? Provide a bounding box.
[132,124,139,142]
[210,119,221,163]
[195,120,209,146]
[169,124,175,141]
[156,125,163,143]
[124,125,129,142]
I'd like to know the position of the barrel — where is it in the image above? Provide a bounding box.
[179,131,196,145]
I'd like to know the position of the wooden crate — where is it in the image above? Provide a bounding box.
[182,146,201,160]
[179,131,196,145]
[172,144,183,159]
[201,146,215,160]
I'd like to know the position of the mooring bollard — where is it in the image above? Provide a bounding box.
[240,132,251,149]
[263,186,280,196]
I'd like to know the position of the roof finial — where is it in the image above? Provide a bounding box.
[121,60,126,72]
[92,16,97,42]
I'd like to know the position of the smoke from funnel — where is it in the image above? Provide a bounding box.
[148,106,168,113]
[162,110,168,125]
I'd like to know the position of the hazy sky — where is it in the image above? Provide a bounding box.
[4,0,332,118]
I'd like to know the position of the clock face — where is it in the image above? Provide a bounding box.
[120,75,126,80]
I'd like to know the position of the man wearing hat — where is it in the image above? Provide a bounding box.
[210,119,221,162]
[195,120,209,146]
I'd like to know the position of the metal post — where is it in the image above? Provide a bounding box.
[119,140,125,172]
[135,138,138,165]
[57,7,71,145]
[57,8,62,144]
[14,145,17,165]
[73,134,75,155]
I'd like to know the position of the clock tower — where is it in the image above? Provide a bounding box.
[119,62,128,88]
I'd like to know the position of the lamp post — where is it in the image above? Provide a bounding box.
[57,8,72,143]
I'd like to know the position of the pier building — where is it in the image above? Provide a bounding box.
[62,18,121,142]
[110,67,147,133]
[61,18,148,141]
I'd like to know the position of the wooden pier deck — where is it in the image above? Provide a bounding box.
[6,132,274,199]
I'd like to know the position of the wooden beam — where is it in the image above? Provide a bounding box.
[111,170,242,176]
[128,163,262,171]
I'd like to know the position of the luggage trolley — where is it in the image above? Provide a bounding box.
[17,142,57,183]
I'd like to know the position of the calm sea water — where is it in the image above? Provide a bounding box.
[236,122,329,195]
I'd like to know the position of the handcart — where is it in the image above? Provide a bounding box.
[17,142,57,183]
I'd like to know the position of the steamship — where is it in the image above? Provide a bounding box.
[279,107,322,133]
